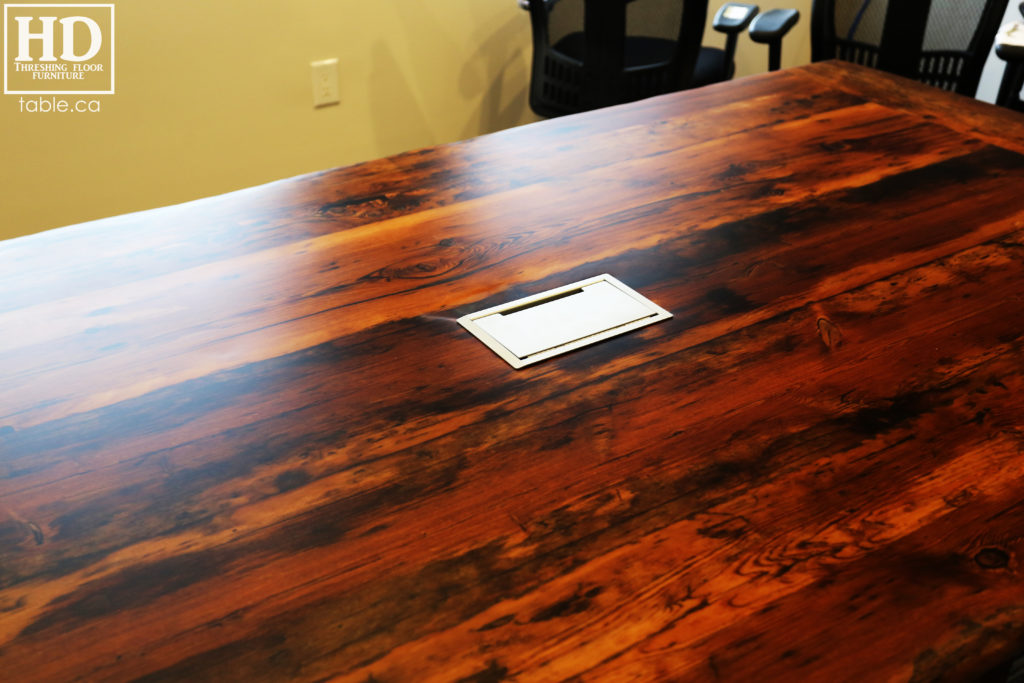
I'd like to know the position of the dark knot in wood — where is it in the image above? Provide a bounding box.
[817,317,843,351]
[974,547,1010,569]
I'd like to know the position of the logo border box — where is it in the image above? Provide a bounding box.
[3,3,115,95]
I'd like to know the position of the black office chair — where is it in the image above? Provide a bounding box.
[809,0,1010,97]
[524,0,760,117]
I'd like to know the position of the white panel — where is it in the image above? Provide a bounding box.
[457,274,672,369]
[474,281,654,359]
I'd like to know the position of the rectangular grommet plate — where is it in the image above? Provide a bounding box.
[457,274,672,369]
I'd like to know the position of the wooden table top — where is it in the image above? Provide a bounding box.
[5,61,1024,682]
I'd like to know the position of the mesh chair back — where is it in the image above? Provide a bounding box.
[812,0,1009,96]
[545,1,685,47]
[626,0,685,40]
[546,0,582,46]
[528,0,708,117]
[816,0,888,68]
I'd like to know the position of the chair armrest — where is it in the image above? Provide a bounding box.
[712,3,759,76]
[996,22,1024,62]
[748,8,799,44]
[996,20,1024,109]
[518,0,562,9]
[712,3,759,34]
[748,8,799,72]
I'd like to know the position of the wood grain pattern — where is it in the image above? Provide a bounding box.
[4,61,1024,681]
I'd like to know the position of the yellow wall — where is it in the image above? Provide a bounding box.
[1,0,811,242]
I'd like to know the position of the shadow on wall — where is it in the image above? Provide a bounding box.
[369,41,435,156]
[367,2,534,156]
[456,13,535,137]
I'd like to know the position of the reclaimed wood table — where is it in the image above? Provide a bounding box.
[5,61,1024,682]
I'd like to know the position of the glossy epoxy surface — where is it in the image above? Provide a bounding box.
[4,62,1024,681]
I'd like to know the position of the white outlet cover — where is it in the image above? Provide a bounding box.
[311,58,339,107]
[458,274,672,368]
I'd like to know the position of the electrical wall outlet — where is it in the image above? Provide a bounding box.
[311,58,339,108]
